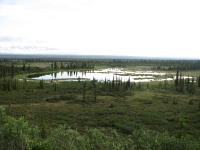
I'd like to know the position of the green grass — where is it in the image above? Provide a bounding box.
[0,78,199,140]
[1,61,200,144]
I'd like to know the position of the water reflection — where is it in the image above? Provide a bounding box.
[32,68,173,82]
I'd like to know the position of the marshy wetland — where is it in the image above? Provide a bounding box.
[0,57,200,149]
[32,68,174,82]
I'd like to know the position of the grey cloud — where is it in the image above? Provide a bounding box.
[0,36,25,42]
[0,45,60,54]
[22,46,60,51]
[0,0,31,5]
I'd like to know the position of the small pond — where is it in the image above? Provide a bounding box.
[31,68,176,82]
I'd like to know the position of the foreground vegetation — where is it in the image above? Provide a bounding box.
[0,57,200,149]
[0,106,199,150]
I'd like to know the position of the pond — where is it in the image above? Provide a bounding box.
[31,68,175,82]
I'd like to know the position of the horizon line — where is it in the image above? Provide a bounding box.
[0,54,200,60]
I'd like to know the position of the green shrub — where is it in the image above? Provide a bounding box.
[173,98,178,104]
[167,116,178,122]
[163,99,169,103]
[188,99,193,105]
[98,120,110,127]
[144,100,153,104]
[45,95,60,102]
[59,94,77,100]
[0,106,199,150]
[109,103,114,108]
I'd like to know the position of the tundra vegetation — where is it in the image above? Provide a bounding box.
[0,57,200,149]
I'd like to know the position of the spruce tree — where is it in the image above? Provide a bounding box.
[198,75,200,87]
[189,78,195,94]
[11,64,14,79]
[61,61,63,69]
[22,63,26,71]
[92,78,97,102]
[28,64,30,71]
[83,81,86,102]
[54,62,57,69]
[175,69,179,89]
[112,76,115,90]
[40,79,44,89]
[186,75,190,91]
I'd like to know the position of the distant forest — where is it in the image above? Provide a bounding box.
[0,54,199,60]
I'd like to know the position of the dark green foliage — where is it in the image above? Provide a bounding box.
[2,78,15,91]
[179,79,185,92]
[46,94,78,103]
[22,63,26,71]
[40,121,49,138]
[164,80,168,88]
[188,99,193,105]
[1,58,200,149]
[176,116,187,138]
[12,78,19,90]
[60,61,63,69]
[173,98,178,104]
[83,81,86,102]
[186,75,190,90]
[28,64,30,71]
[147,83,149,88]
[53,82,57,91]
[189,78,196,94]
[159,81,162,88]
[137,82,142,90]
[39,79,44,89]
[112,76,115,90]
[1,106,199,150]
[109,103,114,108]
[92,78,97,102]
[8,101,11,111]
[163,99,168,103]
[45,95,60,102]
[22,78,27,90]
[54,61,57,69]
[11,64,14,79]
[175,69,179,88]
[199,101,200,110]
[59,94,77,100]
[198,75,200,87]
[0,108,40,150]
[143,100,153,104]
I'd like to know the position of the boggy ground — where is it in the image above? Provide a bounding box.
[1,75,200,141]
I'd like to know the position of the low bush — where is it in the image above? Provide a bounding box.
[45,95,60,102]
[46,94,77,102]
[0,106,199,150]
[59,94,77,100]
[188,99,193,105]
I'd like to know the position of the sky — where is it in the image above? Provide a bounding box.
[0,0,200,58]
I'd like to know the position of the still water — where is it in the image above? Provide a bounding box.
[32,68,174,82]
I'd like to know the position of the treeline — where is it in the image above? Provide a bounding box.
[54,61,94,69]
[0,64,43,79]
[0,64,15,79]
[174,69,200,94]
[82,59,200,70]
[153,60,200,71]
[1,57,200,70]
[0,61,94,79]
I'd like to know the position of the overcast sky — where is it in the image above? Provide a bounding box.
[0,0,200,58]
